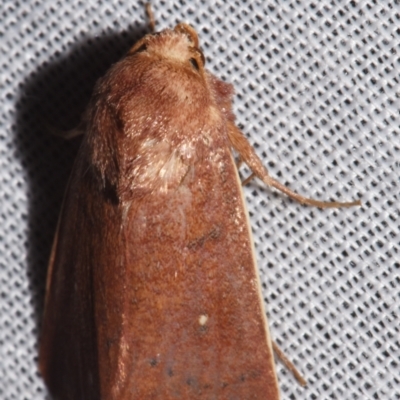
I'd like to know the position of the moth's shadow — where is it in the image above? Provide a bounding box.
[15,26,148,340]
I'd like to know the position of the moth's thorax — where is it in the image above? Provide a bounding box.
[87,26,235,200]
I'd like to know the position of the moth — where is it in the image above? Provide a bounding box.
[39,16,360,400]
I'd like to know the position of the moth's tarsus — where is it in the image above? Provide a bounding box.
[241,170,360,207]
[272,341,307,387]
[43,119,84,140]
[266,176,361,208]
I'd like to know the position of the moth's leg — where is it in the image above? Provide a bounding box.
[235,154,243,170]
[228,122,361,208]
[272,341,307,387]
[235,154,254,185]
[145,3,156,32]
[241,172,255,187]
[45,122,84,139]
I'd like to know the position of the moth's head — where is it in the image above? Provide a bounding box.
[127,23,206,78]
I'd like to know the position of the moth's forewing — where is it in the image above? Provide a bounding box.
[39,26,280,400]
[40,151,104,399]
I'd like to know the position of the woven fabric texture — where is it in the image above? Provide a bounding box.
[0,1,399,399]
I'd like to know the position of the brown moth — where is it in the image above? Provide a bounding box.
[39,20,360,400]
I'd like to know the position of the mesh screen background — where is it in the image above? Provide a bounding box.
[1,0,399,399]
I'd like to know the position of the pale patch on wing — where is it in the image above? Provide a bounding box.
[198,314,208,326]
[132,138,194,193]
[110,333,130,398]
[208,106,221,124]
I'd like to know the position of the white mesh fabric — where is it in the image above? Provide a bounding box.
[0,1,398,399]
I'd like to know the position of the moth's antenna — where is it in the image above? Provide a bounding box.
[146,3,156,32]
